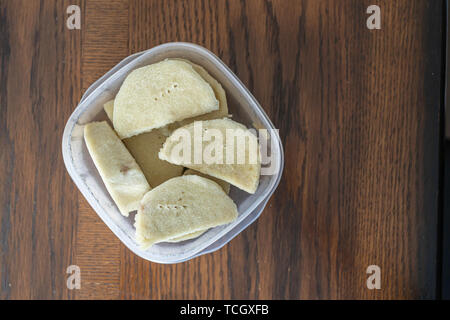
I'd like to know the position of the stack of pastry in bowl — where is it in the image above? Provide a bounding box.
[84,59,260,249]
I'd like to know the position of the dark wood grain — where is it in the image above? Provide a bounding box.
[73,0,129,300]
[0,0,83,299]
[0,0,443,299]
[443,142,450,299]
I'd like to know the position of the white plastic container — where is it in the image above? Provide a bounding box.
[62,43,284,263]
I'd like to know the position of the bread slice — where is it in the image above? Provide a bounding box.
[135,175,238,248]
[84,121,151,216]
[113,59,219,139]
[159,118,261,194]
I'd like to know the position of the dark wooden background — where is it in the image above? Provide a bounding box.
[0,0,444,299]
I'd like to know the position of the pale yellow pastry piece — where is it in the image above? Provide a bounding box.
[135,175,238,248]
[188,61,228,117]
[103,100,115,121]
[159,118,261,194]
[123,131,184,187]
[138,58,231,239]
[166,59,229,131]
[83,121,151,216]
[183,169,230,194]
[105,59,228,137]
[113,59,219,139]
[165,229,207,243]
[167,166,231,243]
[103,100,184,187]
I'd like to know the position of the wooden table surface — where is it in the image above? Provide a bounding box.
[0,0,444,300]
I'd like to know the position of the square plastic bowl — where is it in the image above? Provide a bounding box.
[62,42,284,263]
